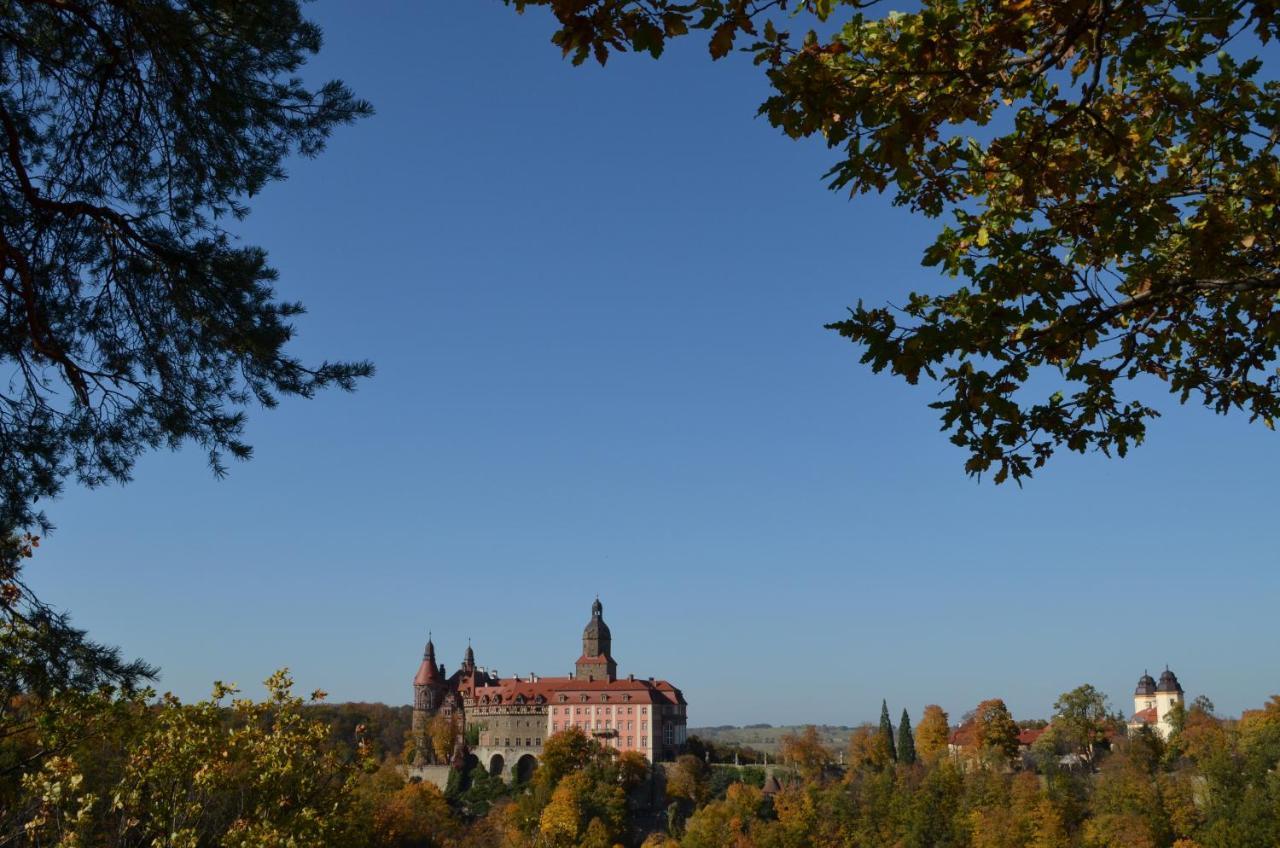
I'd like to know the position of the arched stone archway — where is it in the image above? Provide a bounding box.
[514,753,538,783]
[488,753,505,778]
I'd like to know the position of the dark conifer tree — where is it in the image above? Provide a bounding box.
[0,1,372,533]
[879,699,897,762]
[897,708,917,765]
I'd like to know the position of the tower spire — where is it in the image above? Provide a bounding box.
[577,596,617,682]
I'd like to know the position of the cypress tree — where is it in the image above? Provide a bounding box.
[879,700,897,762]
[897,708,917,765]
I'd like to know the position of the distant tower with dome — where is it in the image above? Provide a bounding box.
[1127,667,1184,740]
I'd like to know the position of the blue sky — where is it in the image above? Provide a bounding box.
[27,1,1280,728]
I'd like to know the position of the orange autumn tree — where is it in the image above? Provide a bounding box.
[779,725,833,781]
[915,704,952,763]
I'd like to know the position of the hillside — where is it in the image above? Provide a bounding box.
[689,724,860,755]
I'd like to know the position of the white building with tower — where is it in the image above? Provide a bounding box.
[1127,668,1184,740]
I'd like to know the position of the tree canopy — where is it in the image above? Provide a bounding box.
[0,0,371,531]
[507,0,1280,482]
[915,703,951,762]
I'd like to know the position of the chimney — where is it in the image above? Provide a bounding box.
[628,674,635,682]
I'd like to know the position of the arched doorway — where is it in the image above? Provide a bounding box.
[488,753,505,778]
[514,754,537,783]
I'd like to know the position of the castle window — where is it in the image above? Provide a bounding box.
[627,736,633,746]
[536,738,541,746]
[642,736,647,747]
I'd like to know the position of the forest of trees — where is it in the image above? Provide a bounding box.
[4,669,1280,847]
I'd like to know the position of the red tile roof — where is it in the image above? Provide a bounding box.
[950,722,1047,749]
[468,675,686,706]
[1129,706,1157,724]
[1017,728,1046,747]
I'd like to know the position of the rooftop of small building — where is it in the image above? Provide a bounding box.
[1129,706,1158,725]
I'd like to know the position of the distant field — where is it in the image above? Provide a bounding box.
[689,724,859,755]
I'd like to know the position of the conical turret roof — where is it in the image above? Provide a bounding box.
[414,636,443,685]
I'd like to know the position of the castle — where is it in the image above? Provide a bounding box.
[1127,667,1184,739]
[412,598,687,780]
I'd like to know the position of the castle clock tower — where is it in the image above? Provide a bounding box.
[575,598,618,682]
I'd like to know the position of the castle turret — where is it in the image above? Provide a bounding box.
[414,636,446,705]
[411,635,447,765]
[575,597,617,682]
[1134,670,1157,716]
[1154,667,1184,738]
